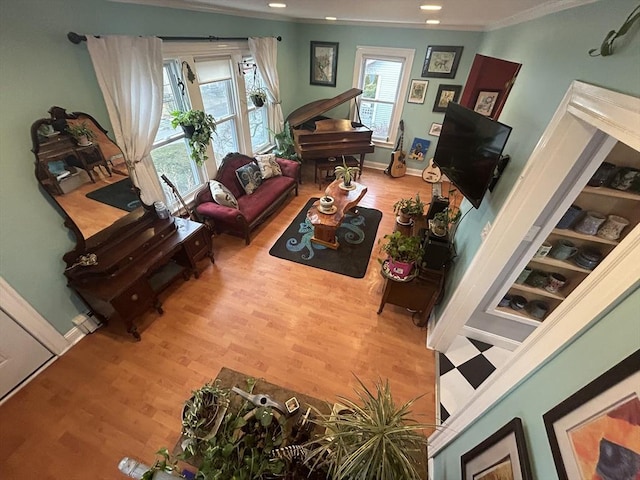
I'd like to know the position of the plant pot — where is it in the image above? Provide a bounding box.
[250,95,265,107]
[76,135,91,147]
[430,219,447,237]
[387,258,414,279]
[319,196,334,213]
[397,212,411,224]
[181,124,196,138]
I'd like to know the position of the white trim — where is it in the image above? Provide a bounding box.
[0,356,58,407]
[65,323,87,347]
[0,277,69,355]
[461,325,521,352]
[427,81,640,459]
[487,0,598,31]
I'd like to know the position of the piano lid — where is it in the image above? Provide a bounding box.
[286,88,363,128]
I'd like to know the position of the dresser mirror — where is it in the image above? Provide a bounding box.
[31,106,146,248]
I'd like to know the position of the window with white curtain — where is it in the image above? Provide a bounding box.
[352,46,415,146]
[149,43,274,201]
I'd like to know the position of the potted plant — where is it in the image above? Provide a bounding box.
[429,190,461,238]
[319,195,335,213]
[248,85,268,107]
[66,121,96,146]
[393,193,425,224]
[305,376,432,480]
[334,158,360,190]
[180,380,230,457]
[270,122,299,161]
[378,231,424,279]
[171,110,217,166]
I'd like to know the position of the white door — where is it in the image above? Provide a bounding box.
[0,308,53,399]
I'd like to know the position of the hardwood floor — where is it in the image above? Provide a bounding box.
[1,164,442,479]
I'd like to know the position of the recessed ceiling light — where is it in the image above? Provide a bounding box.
[268,3,286,8]
[420,5,442,11]
[325,16,337,21]
[426,19,441,24]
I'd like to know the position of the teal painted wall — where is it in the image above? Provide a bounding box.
[438,0,640,313]
[433,286,639,478]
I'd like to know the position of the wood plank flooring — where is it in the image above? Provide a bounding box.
[1,164,441,479]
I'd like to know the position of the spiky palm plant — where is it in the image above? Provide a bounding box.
[305,377,434,480]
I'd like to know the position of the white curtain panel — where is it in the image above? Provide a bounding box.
[86,35,165,205]
[248,37,284,133]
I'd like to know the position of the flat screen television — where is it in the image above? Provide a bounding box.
[433,102,512,209]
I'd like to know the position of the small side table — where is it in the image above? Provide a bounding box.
[377,267,445,327]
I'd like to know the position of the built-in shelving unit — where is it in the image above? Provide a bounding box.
[496,141,639,324]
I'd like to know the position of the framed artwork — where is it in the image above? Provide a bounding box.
[474,90,500,117]
[543,350,640,480]
[421,45,463,78]
[461,417,533,480]
[407,79,429,104]
[428,122,442,137]
[310,41,339,87]
[433,84,462,112]
[408,137,430,161]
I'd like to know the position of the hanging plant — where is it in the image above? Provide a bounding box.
[248,85,268,107]
[589,5,640,56]
[170,110,217,166]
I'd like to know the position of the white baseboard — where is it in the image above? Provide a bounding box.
[63,325,86,350]
[461,325,521,352]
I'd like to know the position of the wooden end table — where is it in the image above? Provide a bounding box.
[307,179,367,249]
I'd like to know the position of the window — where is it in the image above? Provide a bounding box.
[149,44,275,202]
[352,47,415,146]
[151,63,202,202]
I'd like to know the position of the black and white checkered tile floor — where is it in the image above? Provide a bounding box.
[437,336,513,423]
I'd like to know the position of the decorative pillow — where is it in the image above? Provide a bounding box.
[255,153,282,179]
[235,162,263,195]
[208,180,239,208]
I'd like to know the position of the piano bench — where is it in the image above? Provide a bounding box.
[315,156,359,190]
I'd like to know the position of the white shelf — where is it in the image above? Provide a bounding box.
[582,185,640,201]
[551,228,619,246]
[529,256,592,273]
[510,283,565,301]
[493,306,543,327]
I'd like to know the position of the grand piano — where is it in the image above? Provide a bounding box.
[286,88,375,172]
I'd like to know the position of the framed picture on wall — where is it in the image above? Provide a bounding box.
[421,45,463,78]
[474,90,500,116]
[407,79,429,104]
[461,417,533,480]
[543,350,640,480]
[432,84,462,112]
[428,122,442,136]
[310,41,339,87]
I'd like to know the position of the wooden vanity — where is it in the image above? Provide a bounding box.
[31,107,213,340]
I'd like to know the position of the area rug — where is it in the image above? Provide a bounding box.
[85,177,141,212]
[269,197,382,278]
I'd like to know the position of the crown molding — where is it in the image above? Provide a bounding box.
[487,0,597,31]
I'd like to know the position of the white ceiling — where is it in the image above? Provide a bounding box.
[112,0,596,31]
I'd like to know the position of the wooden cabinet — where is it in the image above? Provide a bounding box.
[497,141,639,326]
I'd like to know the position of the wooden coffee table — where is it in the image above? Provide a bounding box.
[307,179,367,249]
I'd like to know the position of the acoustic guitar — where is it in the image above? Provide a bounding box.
[160,174,201,223]
[385,120,407,178]
[421,157,442,183]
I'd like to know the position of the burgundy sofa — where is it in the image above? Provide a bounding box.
[194,152,299,244]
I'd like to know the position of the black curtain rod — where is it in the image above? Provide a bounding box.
[67,32,281,44]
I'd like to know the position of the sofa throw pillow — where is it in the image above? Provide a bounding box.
[235,162,263,195]
[208,180,239,208]
[255,153,282,180]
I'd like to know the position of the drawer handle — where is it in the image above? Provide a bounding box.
[195,240,200,246]
[131,294,139,301]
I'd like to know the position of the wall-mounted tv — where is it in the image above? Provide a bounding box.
[433,102,512,209]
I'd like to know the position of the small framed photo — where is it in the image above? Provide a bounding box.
[407,79,429,104]
[428,122,442,137]
[474,90,500,117]
[433,84,462,112]
[461,417,533,480]
[408,137,430,161]
[421,45,464,79]
[310,41,339,87]
[543,350,640,480]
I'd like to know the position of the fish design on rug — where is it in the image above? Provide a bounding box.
[285,214,365,260]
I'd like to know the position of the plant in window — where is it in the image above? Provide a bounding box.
[248,85,268,107]
[270,122,300,161]
[66,121,96,146]
[171,110,217,166]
